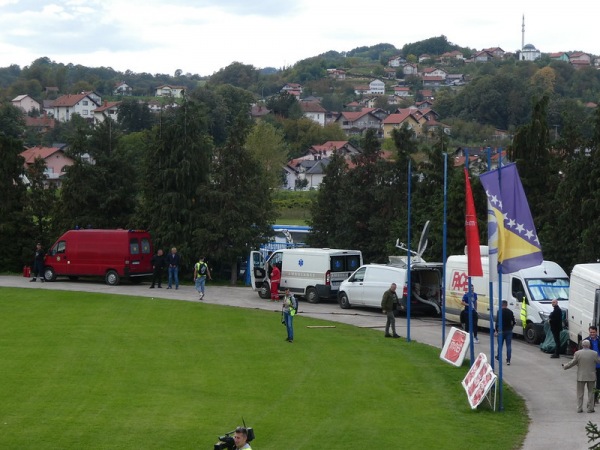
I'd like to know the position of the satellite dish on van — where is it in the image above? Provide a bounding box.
[394,220,431,263]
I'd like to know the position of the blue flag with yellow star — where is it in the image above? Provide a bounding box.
[479,163,543,274]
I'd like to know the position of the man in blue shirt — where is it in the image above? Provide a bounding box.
[461,285,479,344]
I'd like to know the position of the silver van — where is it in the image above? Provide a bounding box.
[337,263,443,315]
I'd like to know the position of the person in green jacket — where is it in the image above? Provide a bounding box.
[381,283,400,338]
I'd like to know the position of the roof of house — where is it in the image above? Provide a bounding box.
[12,94,32,102]
[300,101,327,113]
[422,76,445,82]
[155,84,185,90]
[95,101,121,113]
[383,109,418,125]
[20,146,65,164]
[310,141,350,153]
[251,104,271,117]
[24,116,56,129]
[53,93,95,107]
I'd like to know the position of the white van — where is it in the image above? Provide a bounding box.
[249,248,362,303]
[338,262,443,315]
[567,264,600,346]
[445,247,569,344]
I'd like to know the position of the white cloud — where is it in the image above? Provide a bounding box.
[0,0,598,75]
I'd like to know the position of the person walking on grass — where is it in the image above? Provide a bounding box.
[282,288,297,343]
[381,283,400,339]
[194,256,211,300]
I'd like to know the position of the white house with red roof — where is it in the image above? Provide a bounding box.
[283,141,361,190]
[94,101,121,124]
[300,101,327,126]
[20,146,76,187]
[52,93,101,122]
[393,86,411,97]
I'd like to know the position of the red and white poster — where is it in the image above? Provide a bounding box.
[461,353,497,409]
[440,327,470,367]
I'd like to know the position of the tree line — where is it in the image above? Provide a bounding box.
[309,97,600,274]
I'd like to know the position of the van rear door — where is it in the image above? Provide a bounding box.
[329,253,362,291]
[249,251,266,291]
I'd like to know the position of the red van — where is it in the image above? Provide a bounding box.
[43,229,154,285]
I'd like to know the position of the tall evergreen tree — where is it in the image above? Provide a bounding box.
[307,150,348,248]
[198,113,276,284]
[137,99,213,267]
[0,133,28,270]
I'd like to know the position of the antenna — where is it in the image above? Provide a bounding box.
[395,220,431,263]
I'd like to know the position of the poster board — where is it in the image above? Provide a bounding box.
[440,326,470,367]
[461,353,497,409]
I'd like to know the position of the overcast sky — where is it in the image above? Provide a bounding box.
[0,0,598,76]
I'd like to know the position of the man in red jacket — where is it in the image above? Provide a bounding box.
[270,263,281,301]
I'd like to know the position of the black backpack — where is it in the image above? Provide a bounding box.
[198,262,207,275]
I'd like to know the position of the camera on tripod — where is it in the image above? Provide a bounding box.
[213,426,254,450]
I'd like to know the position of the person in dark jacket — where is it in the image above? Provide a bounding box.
[149,249,165,288]
[166,247,181,290]
[381,283,400,338]
[31,242,45,282]
[495,300,517,365]
[549,299,563,358]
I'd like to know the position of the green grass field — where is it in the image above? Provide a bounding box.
[0,288,527,449]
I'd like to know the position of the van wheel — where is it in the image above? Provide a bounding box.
[339,292,351,309]
[306,287,319,304]
[258,282,270,299]
[44,267,56,282]
[524,323,542,344]
[105,270,120,286]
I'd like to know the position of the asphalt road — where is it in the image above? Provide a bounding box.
[0,276,593,450]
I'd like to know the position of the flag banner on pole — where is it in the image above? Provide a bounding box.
[479,163,543,273]
[464,168,483,276]
[487,199,499,282]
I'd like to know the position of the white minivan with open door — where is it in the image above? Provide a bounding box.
[249,248,362,303]
[337,221,443,315]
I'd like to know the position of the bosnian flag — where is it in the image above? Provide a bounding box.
[479,163,543,273]
[464,168,483,277]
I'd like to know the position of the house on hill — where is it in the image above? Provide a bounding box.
[300,101,327,126]
[388,56,406,67]
[20,146,75,187]
[114,82,133,96]
[25,114,56,134]
[94,101,121,124]
[52,93,101,122]
[382,109,424,138]
[155,85,185,98]
[12,95,40,113]
[334,109,384,137]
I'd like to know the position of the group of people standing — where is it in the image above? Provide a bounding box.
[149,247,211,299]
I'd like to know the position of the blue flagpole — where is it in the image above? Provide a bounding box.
[465,149,475,366]
[442,152,448,346]
[498,149,504,412]
[407,158,412,343]
[487,146,495,372]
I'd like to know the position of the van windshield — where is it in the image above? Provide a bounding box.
[526,278,569,301]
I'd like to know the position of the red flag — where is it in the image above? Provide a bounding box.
[464,168,483,276]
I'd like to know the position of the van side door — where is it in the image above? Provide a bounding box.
[343,266,366,306]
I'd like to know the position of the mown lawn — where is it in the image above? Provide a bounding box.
[0,288,527,449]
